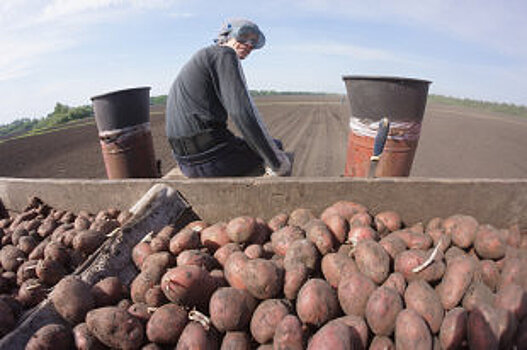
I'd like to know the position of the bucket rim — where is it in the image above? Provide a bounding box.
[90,86,151,101]
[342,75,432,85]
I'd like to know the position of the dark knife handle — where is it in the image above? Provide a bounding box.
[372,117,390,158]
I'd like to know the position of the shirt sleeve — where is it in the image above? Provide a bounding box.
[212,48,281,170]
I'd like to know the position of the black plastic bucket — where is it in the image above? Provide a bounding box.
[342,76,431,177]
[91,87,151,132]
[90,87,158,179]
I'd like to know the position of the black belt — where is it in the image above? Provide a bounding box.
[169,129,232,156]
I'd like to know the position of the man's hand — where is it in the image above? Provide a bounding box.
[265,151,292,176]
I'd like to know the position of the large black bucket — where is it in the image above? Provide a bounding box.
[91,87,158,179]
[342,76,431,177]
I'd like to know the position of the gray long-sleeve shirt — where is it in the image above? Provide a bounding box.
[166,45,280,169]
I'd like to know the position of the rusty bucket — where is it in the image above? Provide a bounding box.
[91,87,158,179]
[342,76,431,177]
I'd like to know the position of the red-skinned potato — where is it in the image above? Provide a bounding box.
[243,258,283,299]
[374,211,402,236]
[209,287,257,332]
[369,336,395,350]
[438,256,475,310]
[73,322,107,350]
[25,324,73,350]
[273,315,304,350]
[365,286,403,336]
[224,251,248,290]
[443,214,478,249]
[271,226,305,257]
[395,309,432,350]
[467,304,500,350]
[474,224,506,260]
[307,318,360,350]
[87,306,144,349]
[353,240,390,284]
[160,265,215,308]
[439,307,468,350]
[221,331,252,350]
[176,249,217,271]
[91,276,128,307]
[201,222,231,252]
[169,227,201,256]
[320,201,368,222]
[283,263,309,300]
[226,216,256,243]
[214,243,242,267]
[304,219,336,255]
[283,239,320,271]
[132,242,152,269]
[268,213,289,232]
[146,303,188,345]
[51,276,95,325]
[404,280,444,334]
[250,299,290,344]
[176,321,217,350]
[321,252,357,288]
[288,208,315,229]
[338,271,377,317]
[322,214,349,243]
[296,278,340,327]
[382,272,407,296]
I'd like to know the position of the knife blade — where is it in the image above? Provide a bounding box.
[368,117,390,178]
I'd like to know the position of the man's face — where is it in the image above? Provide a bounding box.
[225,35,257,60]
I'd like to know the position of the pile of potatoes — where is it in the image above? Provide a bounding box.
[0,197,127,339]
[23,200,527,349]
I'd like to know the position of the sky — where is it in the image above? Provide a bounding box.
[1,0,526,125]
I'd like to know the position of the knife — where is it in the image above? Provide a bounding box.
[368,117,390,178]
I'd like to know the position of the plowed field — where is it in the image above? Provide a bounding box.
[0,95,525,178]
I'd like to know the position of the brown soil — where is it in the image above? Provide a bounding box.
[0,95,525,179]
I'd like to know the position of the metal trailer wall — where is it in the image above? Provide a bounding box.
[0,177,526,228]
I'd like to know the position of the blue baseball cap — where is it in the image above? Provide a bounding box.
[216,18,266,49]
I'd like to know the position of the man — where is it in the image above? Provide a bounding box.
[166,18,292,177]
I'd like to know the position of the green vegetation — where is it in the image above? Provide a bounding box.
[150,95,167,105]
[428,94,527,118]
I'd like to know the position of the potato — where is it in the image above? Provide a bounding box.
[169,227,201,256]
[498,257,527,291]
[11,227,29,245]
[132,242,152,269]
[91,276,128,307]
[73,216,90,231]
[365,286,403,336]
[72,230,106,255]
[296,278,340,327]
[495,308,517,350]
[474,224,506,260]
[271,226,305,256]
[349,211,373,228]
[427,228,451,252]
[321,252,357,288]
[307,318,359,350]
[250,299,290,344]
[395,309,432,350]
[17,235,37,255]
[36,258,67,286]
[394,249,445,283]
[17,278,47,307]
[244,244,264,259]
[146,303,188,345]
[479,259,500,292]
[322,214,349,243]
[268,213,289,232]
[127,302,152,324]
[439,307,468,350]
[16,259,38,285]
[201,222,231,251]
[25,323,73,350]
[320,201,367,222]
[214,243,242,267]
[354,240,390,284]
[43,241,70,265]
[443,214,478,249]
[149,235,169,253]
[141,251,174,273]
[467,304,500,349]
[37,219,57,238]
[176,322,217,350]
[338,271,376,317]
[0,298,15,337]
[374,211,402,236]
[462,282,495,311]
[379,234,407,260]
[0,245,26,272]
[161,265,214,308]
[73,322,107,350]
[144,285,168,307]
[131,270,162,304]
[283,239,319,271]
[273,315,304,350]
[382,272,406,296]
[28,237,49,261]
[87,306,144,349]
[438,256,475,310]
[304,219,336,255]
[288,208,316,228]
[335,315,369,349]
[394,229,433,250]
[515,318,527,349]
[347,226,379,246]
[51,276,95,324]
[226,216,256,243]
[369,336,395,350]
[250,218,272,245]
[283,263,309,300]
[404,280,444,334]
[221,331,252,350]
[494,283,527,321]
[210,287,257,332]
[243,258,283,299]
[224,251,249,290]
[177,249,216,271]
